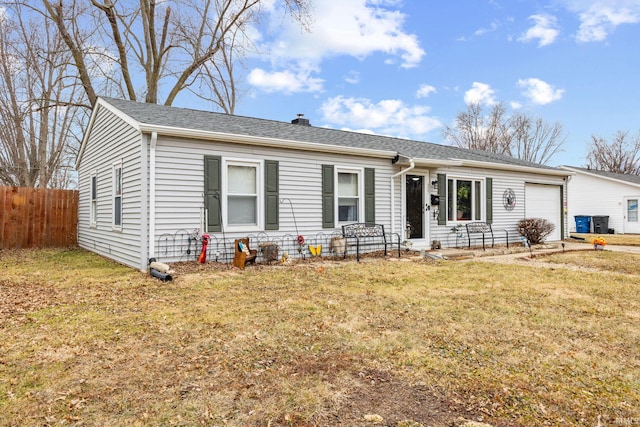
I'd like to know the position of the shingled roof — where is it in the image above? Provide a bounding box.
[96,97,564,174]
[561,166,640,186]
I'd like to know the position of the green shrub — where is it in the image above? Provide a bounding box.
[517,218,555,244]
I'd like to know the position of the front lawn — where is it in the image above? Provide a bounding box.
[1,248,638,426]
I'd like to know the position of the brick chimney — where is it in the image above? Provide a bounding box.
[291,113,310,126]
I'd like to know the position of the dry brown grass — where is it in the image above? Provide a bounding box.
[570,232,640,246]
[0,248,639,426]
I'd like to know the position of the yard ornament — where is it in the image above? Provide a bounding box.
[198,234,210,263]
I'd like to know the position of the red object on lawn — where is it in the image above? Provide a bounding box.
[198,234,210,263]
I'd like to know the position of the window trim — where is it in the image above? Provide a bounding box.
[112,160,123,230]
[221,158,263,232]
[90,170,97,228]
[446,176,485,224]
[335,166,364,224]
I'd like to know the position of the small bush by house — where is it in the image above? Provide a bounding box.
[517,218,555,244]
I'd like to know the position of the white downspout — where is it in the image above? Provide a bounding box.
[149,132,158,259]
[390,158,415,236]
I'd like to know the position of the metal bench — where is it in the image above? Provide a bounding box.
[465,222,509,251]
[341,223,401,262]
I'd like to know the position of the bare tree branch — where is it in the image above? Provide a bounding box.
[0,3,85,188]
[442,102,566,165]
[33,0,311,108]
[586,131,640,175]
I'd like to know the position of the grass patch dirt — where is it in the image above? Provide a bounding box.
[542,250,640,275]
[0,248,639,426]
[570,233,640,247]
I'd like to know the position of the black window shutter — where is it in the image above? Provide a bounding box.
[364,168,375,224]
[264,160,279,230]
[321,164,334,228]
[486,177,493,224]
[437,173,447,225]
[204,156,222,232]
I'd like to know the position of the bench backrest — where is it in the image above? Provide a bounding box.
[465,222,492,234]
[342,223,385,238]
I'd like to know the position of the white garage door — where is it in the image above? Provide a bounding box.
[525,183,562,241]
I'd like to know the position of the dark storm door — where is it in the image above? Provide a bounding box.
[406,175,424,239]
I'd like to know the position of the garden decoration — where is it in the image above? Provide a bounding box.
[592,236,606,250]
[309,244,322,257]
[296,234,306,258]
[187,228,201,256]
[282,198,306,259]
[198,233,210,263]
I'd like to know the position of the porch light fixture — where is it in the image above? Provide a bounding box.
[431,180,438,189]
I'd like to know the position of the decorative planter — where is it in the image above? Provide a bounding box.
[259,242,279,261]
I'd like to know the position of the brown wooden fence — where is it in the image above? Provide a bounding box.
[0,186,78,249]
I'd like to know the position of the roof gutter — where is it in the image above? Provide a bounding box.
[559,166,639,187]
[149,131,158,260]
[390,158,415,237]
[429,158,571,177]
[139,123,397,159]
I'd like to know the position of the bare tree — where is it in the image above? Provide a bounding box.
[442,102,566,165]
[35,0,312,111]
[0,5,85,188]
[510,113,566,165]
[442,102,511,156]
[586,131,640,175]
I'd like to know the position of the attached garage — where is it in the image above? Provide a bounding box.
[525,183,562,241]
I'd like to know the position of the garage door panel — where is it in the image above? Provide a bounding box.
[525,184,561,241]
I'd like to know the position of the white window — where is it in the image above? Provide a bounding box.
[337,168,363,223]
[447,177,483,222]
[90,171,97,227]
[224,160,262,230]
[113,161,122,229]
[628,199,638,222]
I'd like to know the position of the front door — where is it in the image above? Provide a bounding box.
[405,174,428,243]
[624,197,640,234]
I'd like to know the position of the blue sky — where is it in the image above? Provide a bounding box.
[209,0,640,167]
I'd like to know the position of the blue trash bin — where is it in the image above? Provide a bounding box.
[574,215,591,233]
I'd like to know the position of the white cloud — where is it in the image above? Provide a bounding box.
[256,0,424,69]
[416,84,437,98]
[247,67,324,93]
[561,0,640,42]
[344,70,360,85]
[475,20,500,36]
[320,95,441,138]
[518,14,560,47]
[464,82,497,105]
[517,78,565,105]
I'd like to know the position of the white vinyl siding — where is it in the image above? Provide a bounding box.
[151,136,394,257]
[77,104,144,269]
[564,168,640,235]
[426,166,566,248]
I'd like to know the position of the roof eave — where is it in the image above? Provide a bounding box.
[410,158,464,167]
[457,159,571,176]
[560,166,640,187]
[76,98,142,170]
[139,123,398,159]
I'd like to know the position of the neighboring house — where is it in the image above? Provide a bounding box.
[76,97,570,270]
[561,166,640,234]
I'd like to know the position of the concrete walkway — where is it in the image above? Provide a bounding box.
[422,240,640,262]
